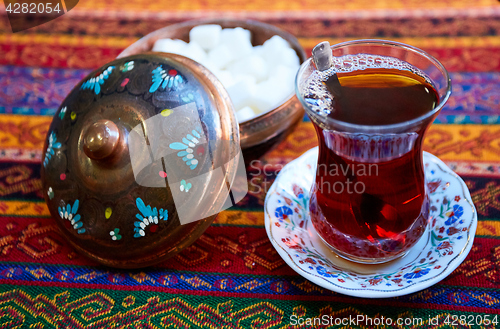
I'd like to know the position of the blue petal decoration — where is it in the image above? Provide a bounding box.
[149,79,162,93]
[72,200,79,214]
[170,142,188,150]
[77,229,86,234]
[136,198,148,217]
[73,214,81,223]
[149,66,184,93]
[169,127,203,170]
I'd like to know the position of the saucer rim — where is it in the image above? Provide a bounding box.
[264,148,478,298]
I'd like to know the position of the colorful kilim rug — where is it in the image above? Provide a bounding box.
[1,1,500,328]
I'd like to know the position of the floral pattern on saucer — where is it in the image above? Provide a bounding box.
[265,148,477,298]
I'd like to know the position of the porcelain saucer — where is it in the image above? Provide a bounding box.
[264,147,477,298]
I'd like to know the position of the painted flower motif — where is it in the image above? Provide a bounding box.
[454,196,461,202]
[427,179,442,194]
[445,204,464,225]
[109,228,122,240]
[180,179,192,192]
[47,187,54,200]
[181,92,194,103]
[43,132,62,167]
[403,268,430,279]
[81,66,115,95]
[437,241,451,250]
[292,184,305,199]
[369,278,383,286]
[121,61,134,72]
[134,197,168,238]
[149,66,184,93]
[275,206,293,222]
[58,200,85,234]
[316,266,337,278]
[282,237,306,253]
[446,226,460,236]
[303,258,317,265]
[169,127,203,170]
[59,106,67,120]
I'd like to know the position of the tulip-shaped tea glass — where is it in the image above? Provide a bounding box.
[296,40,451,263]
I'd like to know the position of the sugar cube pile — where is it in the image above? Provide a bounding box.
[152,25,300,123]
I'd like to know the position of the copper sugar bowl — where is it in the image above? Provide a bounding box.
[41,53,243,268]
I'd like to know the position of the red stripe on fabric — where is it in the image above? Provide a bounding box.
[0,214,499,289]
[1,43,499,72]
[0,44,122,69]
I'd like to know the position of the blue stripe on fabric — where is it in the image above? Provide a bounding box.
[0,263,498,308]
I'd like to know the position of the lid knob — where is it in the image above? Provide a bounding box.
[82,120,121,160]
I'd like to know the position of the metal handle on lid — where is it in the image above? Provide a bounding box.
[82,120,121,160]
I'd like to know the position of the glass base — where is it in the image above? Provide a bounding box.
[316,230,418,264]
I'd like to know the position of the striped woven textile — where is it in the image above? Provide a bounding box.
[0,1,499,327]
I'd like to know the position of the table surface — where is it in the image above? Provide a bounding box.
[1,1,500,328]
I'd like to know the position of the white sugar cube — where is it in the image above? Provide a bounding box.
[213,70,235,88]
[221,27,251,43]
[249,93,276,114]
[183,41,207,63]
[208,44,235,69]
[252,45,264,57]
[269,64,297,89]
[252,72,294,113]
[232,74,257,85]
[280,47,300,68]
[220,27,253,58]
[189,24,222,50]
[228,55,268,82]
[152,38,188,54]
[262,35,289,57]
[261,35,295,67]
[226,77,257,111]
[236,106,256,122]
[197,58,219,74]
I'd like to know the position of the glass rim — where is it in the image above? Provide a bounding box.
[295,39,452,133]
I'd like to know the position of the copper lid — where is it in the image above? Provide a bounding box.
[41,53,242,268]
